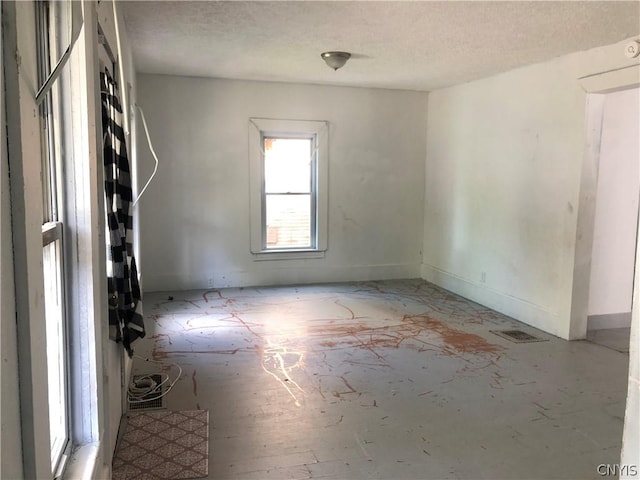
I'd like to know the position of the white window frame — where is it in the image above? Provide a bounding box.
[249,118,329,260]
[36,1,73,475]
[261,132,317,251]
[8,2,104,478]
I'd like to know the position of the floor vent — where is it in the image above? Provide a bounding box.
[128,374,165,411]
[491,329,548,343]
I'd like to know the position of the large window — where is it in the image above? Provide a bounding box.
[36,1,71,474]
[250,118,328,258]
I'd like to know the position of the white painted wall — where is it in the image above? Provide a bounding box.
[588,88,639,319]
[136,76,428,291]
[0,2,24,475]
[0,122,23,480]
[422,37,640,340]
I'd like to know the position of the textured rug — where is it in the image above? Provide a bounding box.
[112,410,209,480]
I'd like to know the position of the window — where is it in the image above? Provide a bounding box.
[263,135,316,249]
[36,1,72,474]
[249,119,328,258]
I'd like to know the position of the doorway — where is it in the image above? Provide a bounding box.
[570,65,640,340]
[585,87,639,352]
[570,63,640,470]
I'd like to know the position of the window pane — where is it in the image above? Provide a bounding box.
[43,239,68,469]
[266,194,311,248]
[37,1,70,473]
[264,138,312,193]
[38,0,67,224]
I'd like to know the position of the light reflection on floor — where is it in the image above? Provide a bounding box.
[130,279,629,480]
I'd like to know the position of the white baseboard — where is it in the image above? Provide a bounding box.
[421,263,563,338]
[587,312,632,330]
[144,263,422,292]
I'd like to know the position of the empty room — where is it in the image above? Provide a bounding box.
[1,1,639,479]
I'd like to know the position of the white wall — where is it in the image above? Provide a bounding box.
[0,2,24,476]
[0,121,22,480]
[422,37,640,340]
[588,88,639,320]
[136,76,428,291]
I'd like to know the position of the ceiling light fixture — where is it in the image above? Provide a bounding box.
[321,51,351,71]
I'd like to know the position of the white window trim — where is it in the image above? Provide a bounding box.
[63,9,112,478]
[249,118,329,260]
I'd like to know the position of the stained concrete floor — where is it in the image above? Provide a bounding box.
[130,279,630,480]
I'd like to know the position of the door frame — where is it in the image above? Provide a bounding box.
[569,64,640,340]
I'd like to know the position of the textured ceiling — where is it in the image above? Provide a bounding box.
[121,1,640,91]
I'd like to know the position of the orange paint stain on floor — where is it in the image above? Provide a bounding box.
[402,314,502,355]
[192,369,198,396]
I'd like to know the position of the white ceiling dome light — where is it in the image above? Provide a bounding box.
[321,51,351,71]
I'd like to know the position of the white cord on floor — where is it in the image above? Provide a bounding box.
[128,355,183,404]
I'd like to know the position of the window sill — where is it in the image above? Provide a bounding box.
[63,442,101,480]
[252,249,326,261]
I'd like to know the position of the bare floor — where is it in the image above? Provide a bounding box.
[587,328,631,354]
[130,279,629,480]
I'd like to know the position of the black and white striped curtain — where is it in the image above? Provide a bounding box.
[101,68,145,356]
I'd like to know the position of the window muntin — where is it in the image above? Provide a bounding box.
[262,136,317,250]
